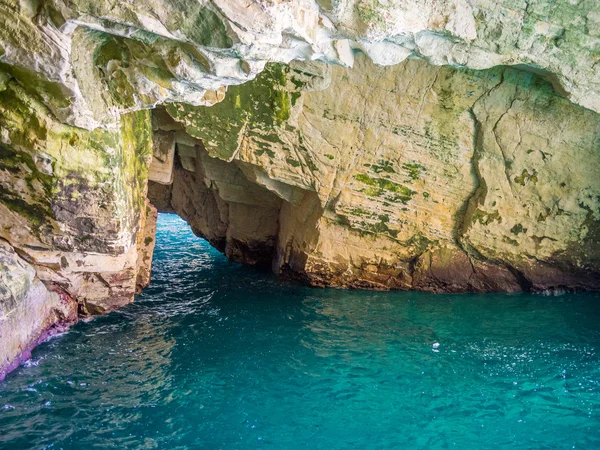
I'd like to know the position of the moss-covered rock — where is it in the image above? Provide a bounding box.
[0,73,155,317]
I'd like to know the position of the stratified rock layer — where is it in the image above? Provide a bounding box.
[0,239,77,381]
[152,55,600,292]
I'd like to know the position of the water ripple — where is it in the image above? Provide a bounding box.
[1,214,600,449]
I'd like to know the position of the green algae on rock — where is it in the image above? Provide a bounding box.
[151,54,600,293]
[0,72,156,326]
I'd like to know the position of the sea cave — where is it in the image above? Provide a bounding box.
[1,0,600,448]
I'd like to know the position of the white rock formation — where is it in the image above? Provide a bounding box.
[0,0,598,131]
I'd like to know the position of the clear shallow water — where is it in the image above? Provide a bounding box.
[2,214,600,449]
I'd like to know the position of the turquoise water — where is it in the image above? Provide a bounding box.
[1,214,600,449]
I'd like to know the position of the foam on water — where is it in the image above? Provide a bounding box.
[1,214,600,449]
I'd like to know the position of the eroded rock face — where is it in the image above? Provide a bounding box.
[0,239,77,381]
[0,77,156,316]
[0,68,158,377]
[153,54,600,292]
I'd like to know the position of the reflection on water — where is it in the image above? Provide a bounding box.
[1,214,599,449]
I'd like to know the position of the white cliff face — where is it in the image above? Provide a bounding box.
[0,0,599,131]
[154,54,600,292]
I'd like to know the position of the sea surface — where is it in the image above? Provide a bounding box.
[1,213,600,449]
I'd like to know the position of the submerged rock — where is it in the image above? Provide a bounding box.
[0,0,599,378]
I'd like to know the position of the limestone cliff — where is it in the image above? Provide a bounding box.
[1,0,599,379]
[0,73,156,379]
[149,55,600,292]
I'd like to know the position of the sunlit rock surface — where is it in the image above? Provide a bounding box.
[150,55,600,291]
[1,0,600,378]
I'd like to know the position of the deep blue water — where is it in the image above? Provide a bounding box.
[1,214,600,449]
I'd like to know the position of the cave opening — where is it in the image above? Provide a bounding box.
[145,106,328,289]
